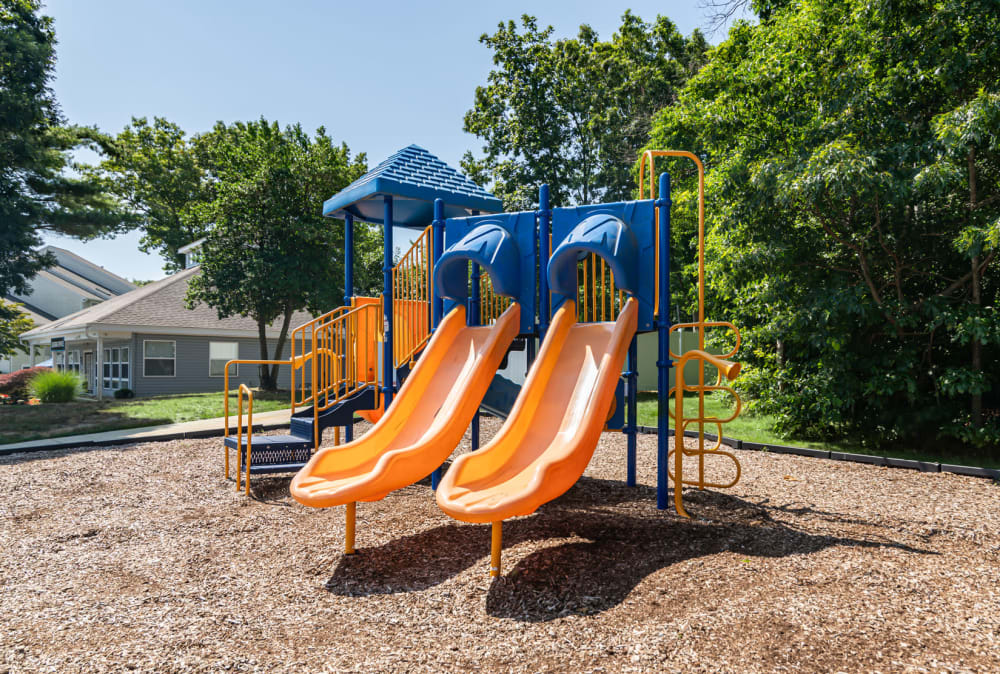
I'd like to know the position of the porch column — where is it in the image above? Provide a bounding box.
[96,333,103,400]
[29,341,36,367]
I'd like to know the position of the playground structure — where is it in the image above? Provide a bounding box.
[223,145,743,576]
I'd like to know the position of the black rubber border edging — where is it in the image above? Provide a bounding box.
[634,425,1000,481]
[0,417,366,458]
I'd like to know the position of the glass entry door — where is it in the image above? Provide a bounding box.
[83,351,94,394]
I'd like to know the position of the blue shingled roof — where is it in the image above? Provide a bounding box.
[322,145,503,228]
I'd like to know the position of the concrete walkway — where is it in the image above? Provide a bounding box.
[0,408,293,455]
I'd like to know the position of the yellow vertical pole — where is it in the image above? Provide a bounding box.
[244,391,253,496]
[490,521,502,577]
[235,391,242,492]
[345,502,356,554]
[674,376,689,518]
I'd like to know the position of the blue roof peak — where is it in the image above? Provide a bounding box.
[322,145,503,228]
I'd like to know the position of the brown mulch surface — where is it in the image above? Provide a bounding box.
[1,417,998,673]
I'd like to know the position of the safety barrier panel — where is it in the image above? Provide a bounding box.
[479,273,512,325]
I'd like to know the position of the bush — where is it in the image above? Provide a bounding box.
[28,370,82,403]
[114,388,135,399]
[0,366,51,400]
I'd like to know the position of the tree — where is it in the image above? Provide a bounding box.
[92,117,210,272]
[185,119,369,390]
[648,0,1000,450]
[0,299,34,359]
[462,13,707,209]
[0,0,131,297]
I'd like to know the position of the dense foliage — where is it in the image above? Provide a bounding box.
[648,0,1000,450]
[184,119,370,389]
[90,117,212,272]
[0,0,129,297]
[463,12,707,209]
[28,369,80,403]
[0,299,34,358]
[0,365,49,399]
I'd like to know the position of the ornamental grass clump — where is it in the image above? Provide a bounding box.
[28,370,82,403]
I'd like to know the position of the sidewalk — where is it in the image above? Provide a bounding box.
[0,408,293,456]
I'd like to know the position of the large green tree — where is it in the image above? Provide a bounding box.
[0,299,33,359]
[92,117,210,272]
[0,0,129,297]
[649,0,1000,450]
[463,12,707,209]
[185,119,370,390]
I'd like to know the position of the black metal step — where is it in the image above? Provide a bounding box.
[289,385,377,439]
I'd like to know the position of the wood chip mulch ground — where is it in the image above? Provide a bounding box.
[2,417,998,672]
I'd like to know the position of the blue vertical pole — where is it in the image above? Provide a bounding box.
[432,199,445,328]
[344,213,355,443]
[538,184,551,339]
[656,173,672,510]
[626,336,638,486]
[469,260,481,452]
[430,199,446,489]
[382,196,394,411]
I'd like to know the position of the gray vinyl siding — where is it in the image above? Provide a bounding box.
[131,333,302,397]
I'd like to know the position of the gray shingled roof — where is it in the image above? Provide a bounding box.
[21,267,315,339]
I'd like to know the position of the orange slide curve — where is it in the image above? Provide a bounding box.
[436,298,638,523]
[290,302,520,508]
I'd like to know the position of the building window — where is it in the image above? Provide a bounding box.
[209,342,238,377]
[103,347,130,390]
[54,351,65,372]
[143,340,175,377]
[66,350,80,375]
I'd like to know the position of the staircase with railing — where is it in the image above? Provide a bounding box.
[222,227,436,493]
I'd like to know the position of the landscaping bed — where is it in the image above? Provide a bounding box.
[0,390,291,444]
[1,418,998,672]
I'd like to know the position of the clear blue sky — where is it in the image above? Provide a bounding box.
[39,0,747,282]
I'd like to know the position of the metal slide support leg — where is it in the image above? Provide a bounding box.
[345,502,357,555]
[490,521,502,577]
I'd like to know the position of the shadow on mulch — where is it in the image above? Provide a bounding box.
[324,477,935,622]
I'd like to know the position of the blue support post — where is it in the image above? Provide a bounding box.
[626,335,638,486]
[537,184,551,339]
[432,199,445,328]
[469,261,481,451]
[382,196,394,411]
[344,213,355,443]
[430,199,445,489]
[655,173,672,510]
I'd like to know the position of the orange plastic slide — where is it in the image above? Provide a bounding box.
[436,298,637,523]
[290,302,520,508]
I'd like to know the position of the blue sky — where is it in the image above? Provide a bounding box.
[40,0,746,282]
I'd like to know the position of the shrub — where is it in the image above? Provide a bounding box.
[114,388,135,399]
[0,366,51,400]
[28,370,81,403]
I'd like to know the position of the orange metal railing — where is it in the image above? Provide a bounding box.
[575,253,627,323]
[479,273,512,325]
[392,225,433,367]
[641,149,744,516]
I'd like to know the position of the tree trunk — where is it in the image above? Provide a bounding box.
[969,147,982,426]
[257,320,276,391]
[776,339,785,393]
[268,305,293,389]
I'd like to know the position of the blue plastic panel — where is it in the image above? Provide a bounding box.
[437,225,520,300]
[323,145,503,227]
[439,211,537,335]
[551,200,656,331]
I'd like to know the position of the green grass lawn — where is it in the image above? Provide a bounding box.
[0,390,291,445]
[637,391,1000,469]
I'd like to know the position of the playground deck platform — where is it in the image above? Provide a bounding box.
[1,418,997,672]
